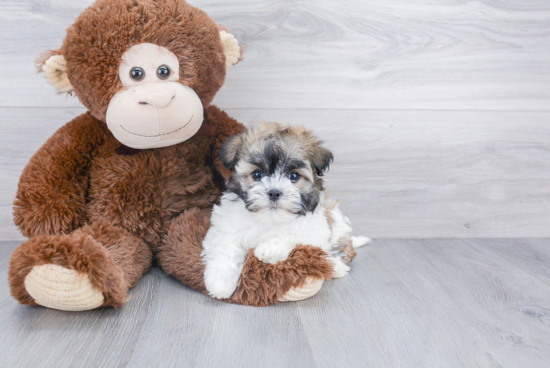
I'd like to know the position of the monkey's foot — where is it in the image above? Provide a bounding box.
[279,277,324,302]
[25,264,105,311]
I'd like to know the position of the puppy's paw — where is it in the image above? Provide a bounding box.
[330,257,351,279]
[254,239,292,264]
[205,275,238,299]
[352,236,371,248]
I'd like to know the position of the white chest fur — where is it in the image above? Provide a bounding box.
[204,192,332,252]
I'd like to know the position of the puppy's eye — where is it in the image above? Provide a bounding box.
[289,172,300,183]
[157,65,171,80]
[252,170,263,181]
[130,67,145,81]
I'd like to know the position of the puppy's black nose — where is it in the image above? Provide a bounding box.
[268,189,282,201]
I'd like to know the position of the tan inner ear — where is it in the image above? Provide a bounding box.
[42,55,74,92]
[220,30,241,68]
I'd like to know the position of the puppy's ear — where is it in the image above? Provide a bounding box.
[220,135,243,170]
[310,145,334,176]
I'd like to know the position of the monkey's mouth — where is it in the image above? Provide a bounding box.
[120,115,194,138]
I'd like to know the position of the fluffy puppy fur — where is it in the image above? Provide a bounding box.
[202,123,370,299]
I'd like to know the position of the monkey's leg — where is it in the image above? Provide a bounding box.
[158,208,333,306]
[8,221,152,311]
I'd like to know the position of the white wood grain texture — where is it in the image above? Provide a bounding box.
[2,107,549,240]
[0,0,549,110]
[1,239,550,367]
[482,238,550,285]
[299,238,550,368]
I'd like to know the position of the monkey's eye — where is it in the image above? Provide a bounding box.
[157,65,171,80]
[130,67,145,81]
[252,170,263,181]
[289,172,300,183]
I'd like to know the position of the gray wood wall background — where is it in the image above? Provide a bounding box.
[1,0,549,240]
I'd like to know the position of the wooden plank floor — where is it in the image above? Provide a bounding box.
[1,239,550,368]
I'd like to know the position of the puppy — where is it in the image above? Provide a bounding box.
[202,123,370,299]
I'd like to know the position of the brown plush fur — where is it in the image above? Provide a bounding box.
[9,0,334,309]
[10,105,245,307]
[13,113,106,238]
[231,246,333,307]
[8,223,147,308]
[158,208,212,291]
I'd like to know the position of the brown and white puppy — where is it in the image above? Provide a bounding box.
[202,123,370,299]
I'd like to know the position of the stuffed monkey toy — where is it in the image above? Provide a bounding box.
[8,0,333,310]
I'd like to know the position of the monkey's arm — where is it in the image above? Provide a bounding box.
[205,105,246,181]
[13,112,106,238]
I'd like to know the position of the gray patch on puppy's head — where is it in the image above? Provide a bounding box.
[224,123,332,219]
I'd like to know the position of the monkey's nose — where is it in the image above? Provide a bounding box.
[268,189,282,201]
[134,83,176,108]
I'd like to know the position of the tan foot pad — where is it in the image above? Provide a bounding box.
[24,264,105,311]
[279,277,324,302]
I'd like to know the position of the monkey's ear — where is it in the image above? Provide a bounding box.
[219,30,242,68]
[36,51,74,93]
[310,146,334,176]
[220,135,243,170]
